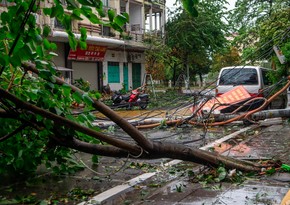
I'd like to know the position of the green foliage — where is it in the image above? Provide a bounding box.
[229,0,290,76]
[0,0,128,176]
[212,47,241,72]
[166,0,228,80]
[181,0,199,17]
[73,78,91,92]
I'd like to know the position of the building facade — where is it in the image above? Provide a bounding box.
[35,0,166,92]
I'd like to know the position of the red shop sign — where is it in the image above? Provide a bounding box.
[68,44,107,61]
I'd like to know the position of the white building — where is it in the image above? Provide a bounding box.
[35,0,166,92]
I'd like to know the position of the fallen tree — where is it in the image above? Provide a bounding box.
[0,62,268,174]
[0,0,281,176]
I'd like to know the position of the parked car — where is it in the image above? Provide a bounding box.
[216,66,286,109]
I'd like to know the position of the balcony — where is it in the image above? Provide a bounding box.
[151,0,165,5]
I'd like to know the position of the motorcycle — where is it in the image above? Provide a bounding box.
[111,85,149,109]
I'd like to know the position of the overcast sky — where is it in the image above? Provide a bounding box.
[166,0,236,11]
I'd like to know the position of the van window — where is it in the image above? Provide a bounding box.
[219,68,258,85]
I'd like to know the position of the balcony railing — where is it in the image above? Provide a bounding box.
[51,19,164,45]
[146,0,165,5]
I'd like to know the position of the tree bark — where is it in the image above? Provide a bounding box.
[0,62,267,172]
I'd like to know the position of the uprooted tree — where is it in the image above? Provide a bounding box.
[0,0,268,177]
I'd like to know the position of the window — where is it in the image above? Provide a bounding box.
[220,68,258,85]
[108,62,120,83]
[102,26,110,36]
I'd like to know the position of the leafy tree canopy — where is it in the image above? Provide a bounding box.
[165,0,229,82]
[229,0,290,72]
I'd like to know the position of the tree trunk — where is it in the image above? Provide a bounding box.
[0,62,269,172]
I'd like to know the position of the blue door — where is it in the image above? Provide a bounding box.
[132,63,141,89]
[123,63,129,91]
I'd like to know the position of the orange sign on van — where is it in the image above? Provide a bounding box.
[193,85,251,113]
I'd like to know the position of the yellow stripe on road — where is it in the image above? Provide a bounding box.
[281,190,290,205]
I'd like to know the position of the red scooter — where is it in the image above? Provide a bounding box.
[111,85,149,109]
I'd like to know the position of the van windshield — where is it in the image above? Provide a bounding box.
[219,68,258,85]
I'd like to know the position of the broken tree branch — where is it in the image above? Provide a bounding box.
[0,87,142,155]
[22,62,154,152]
[0,123,28,142]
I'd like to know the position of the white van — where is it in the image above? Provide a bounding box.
[216,66,286,109]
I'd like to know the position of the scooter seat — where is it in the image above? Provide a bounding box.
[122,95,130,101]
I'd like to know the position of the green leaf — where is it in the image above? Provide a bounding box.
[82,93,93,106]
[92,155,99,164]
[63,15,72,30]
[68,31,77,50]
[66,0,79,8]
[43,39,51,50]
[121,12,129,22]
[0,55,9,67]
[39,69,52,81]
[43,8,52,16]
[78,113,88,123]
[217,167,227,181]
[50,43,57,50]
[43,25,51,37]
[182,0,198,17]
[88,14,101,24]
[71,9,83,20]
[36,45,44,57]
[51,4,64,18]
[108,9,115,22]
[15,157,24,169]
[36,114,43,122]
[87,112,96,121]
[80,27,87,36]
[18,150,23,158]
[18,44,33,60]
[114,15,129,27]
[72,92,82,103]
[77,0,94,6]
[281,164,290,172]
[79,41,87,50]
[9,54,22,67]
[95,92,101,99]
[62,84,72,98]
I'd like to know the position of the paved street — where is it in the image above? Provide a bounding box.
[79,119,290,205]
[1,116,290,205]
